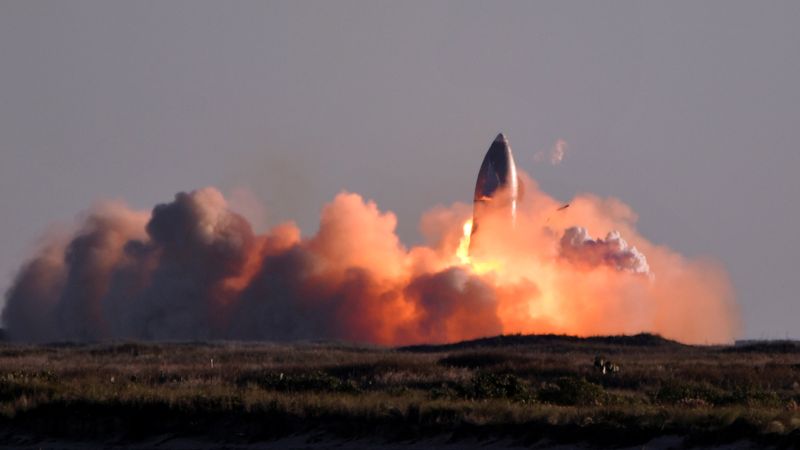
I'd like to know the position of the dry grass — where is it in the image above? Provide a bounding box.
[0,335,799,446]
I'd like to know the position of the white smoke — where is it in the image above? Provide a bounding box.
[559,226,650,275]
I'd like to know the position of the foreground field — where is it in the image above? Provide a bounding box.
[0,334,799,448]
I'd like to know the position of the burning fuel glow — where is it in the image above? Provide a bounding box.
[2,171,739,344]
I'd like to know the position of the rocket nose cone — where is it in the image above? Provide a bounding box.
[494,133,507,143]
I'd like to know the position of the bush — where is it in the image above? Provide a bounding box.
[239,371,360,394]
[468,372,531,401]
[725,385,781,407]
[538,377,606,406]
[654,380,726,405]
[432,372,532,402]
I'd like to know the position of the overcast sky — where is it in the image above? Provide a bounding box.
[1,1,798,339]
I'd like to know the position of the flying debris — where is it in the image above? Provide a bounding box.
[470,133,520,253]
[546,203,571,224]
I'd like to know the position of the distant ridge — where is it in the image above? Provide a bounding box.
[398,332,684,352]
[727,340,800,353]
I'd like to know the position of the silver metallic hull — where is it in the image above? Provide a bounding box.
[470,133,520,251]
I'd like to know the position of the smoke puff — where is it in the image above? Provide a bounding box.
[534,139,567,165]
[2,203,148,341]
[560,227,650,274]
[405,268,502,343]
[1,240,67,342]
[108,188,256,340]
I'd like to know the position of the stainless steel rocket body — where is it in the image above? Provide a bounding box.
[470,133,520,251]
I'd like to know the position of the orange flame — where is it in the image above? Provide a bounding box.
[455,219,504,275]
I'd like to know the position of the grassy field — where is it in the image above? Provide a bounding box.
[1,334,799,448]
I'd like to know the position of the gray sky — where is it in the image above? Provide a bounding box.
[1,1,798,339]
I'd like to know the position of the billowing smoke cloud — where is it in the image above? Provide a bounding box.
[2,174,739,344]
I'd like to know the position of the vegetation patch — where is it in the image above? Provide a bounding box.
[0,335,796,447]
[538,377,606,406]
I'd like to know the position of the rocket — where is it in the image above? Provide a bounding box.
[470,133,521,252]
